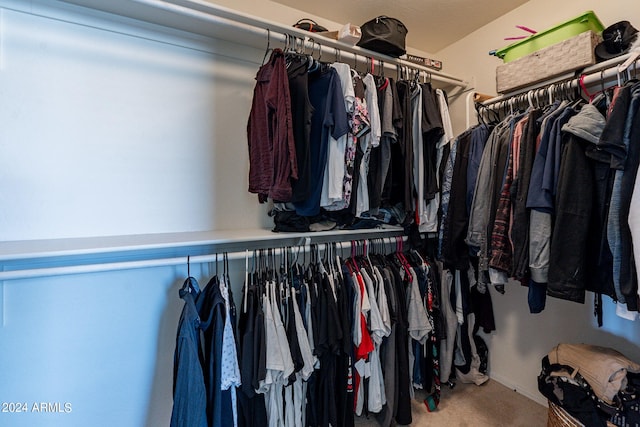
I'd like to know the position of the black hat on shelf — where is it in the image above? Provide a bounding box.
[595,20,638,61]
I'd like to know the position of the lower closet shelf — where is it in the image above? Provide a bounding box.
[0,226,405,280]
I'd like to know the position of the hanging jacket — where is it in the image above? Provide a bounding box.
[197,276,232,427]
[624,82,640,314]
[614,82,640,312]
[511,109,542,280]
[171,278,208,427]
[247,48,298,203]
[548,104,605,303]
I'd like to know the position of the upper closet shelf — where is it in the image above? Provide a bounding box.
[48,0,468,88]
[482,52,640,105]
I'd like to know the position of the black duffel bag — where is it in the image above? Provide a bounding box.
[356,16,407,57]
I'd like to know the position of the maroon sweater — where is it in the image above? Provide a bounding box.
[247,49,298,202]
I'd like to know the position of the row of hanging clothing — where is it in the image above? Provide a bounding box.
[171,238,493,427]
[442,75,640,325]
[246,46,454,232]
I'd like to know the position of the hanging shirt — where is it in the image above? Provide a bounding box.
[247,48,298,203]
[237,283,268,427]
[171,278,207,427]
[219,277,241,427]
[411,84,428,227]
[395,80,414,213]
[356,74,382,217]
[368,77,395,211]
[421,83,445,201]
[441,128,473,270]
[427,89,453,232]
[489,116,528,276]
[197,276,230,427]
[361,266,387,414]
[264,281,295,427]
[352,269,375,417]
[362,267,386,343]
[288,55,313,203]
[321,62,356,208]
[373,266,392,338]
[438,136,458,259]
[291,287,315,381]
[294,66,349,216]
[406,267,431,344]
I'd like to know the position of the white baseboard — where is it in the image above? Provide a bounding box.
[489,373,549,407]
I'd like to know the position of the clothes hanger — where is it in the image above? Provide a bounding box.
[411,68,420,89]
[243,250,249,312]
[315,40,322,63]
[224,252,230,286]
[180,256,200,296]
[261,28,272,65]
[536,88,544,108]
[475,102,489,127]
[364,239,373,269]
[215,252,219,278]
[349,241,361,273]
[303,37,314,70]
[333,242,343,281]
[527,90,535,110]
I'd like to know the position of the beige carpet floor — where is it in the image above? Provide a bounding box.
[354,379,548,426]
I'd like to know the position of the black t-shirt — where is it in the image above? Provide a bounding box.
[421,83,444,201]
[288,56,313,203]
[294,66,349,216]
[395,80,414,214]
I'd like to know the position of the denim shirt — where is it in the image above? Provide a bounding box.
[171,278,208,427]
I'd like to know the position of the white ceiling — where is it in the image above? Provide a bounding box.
[273,0,530,53]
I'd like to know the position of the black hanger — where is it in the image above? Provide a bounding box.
[180,275,200,296]
[411,69,420,89]
[262,28,272,65]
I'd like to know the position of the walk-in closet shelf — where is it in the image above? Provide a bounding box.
[51,0,468,88]
[482,52,640,106]
[0,227,405,280]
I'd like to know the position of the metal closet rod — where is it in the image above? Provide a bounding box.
[481,52,640,108]
[126,0,468,88]
[0,236,408,281]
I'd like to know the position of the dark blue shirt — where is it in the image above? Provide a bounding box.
[294,67,349,216]
[171,278,208,427]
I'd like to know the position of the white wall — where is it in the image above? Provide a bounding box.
[0,1,274,241]
[0,1,271,426]
[437,0,640,405]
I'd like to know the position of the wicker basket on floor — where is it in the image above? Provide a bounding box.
[547,400,616,427]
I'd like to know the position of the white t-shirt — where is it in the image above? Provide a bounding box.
[356,74,382,216]
[321,63,355,207]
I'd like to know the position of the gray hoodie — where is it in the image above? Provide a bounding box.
[561,103,606,144]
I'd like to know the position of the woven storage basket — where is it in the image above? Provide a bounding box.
[496,30,600,93]
[547,401,616,427]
